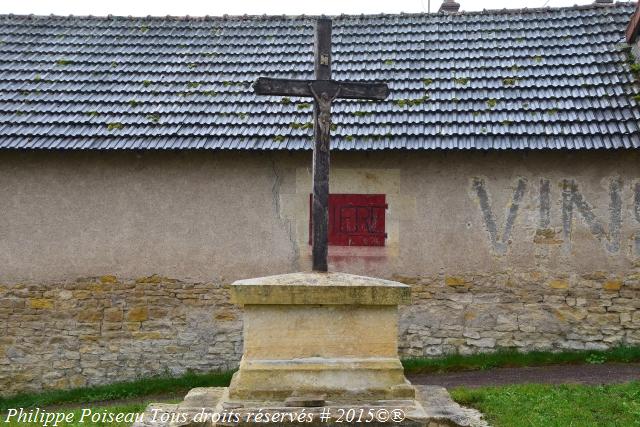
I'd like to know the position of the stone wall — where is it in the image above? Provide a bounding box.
[0,276,242,396]
[398,270,640,357]
[2,269,640,396]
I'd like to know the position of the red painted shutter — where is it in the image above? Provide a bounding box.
[310,194,387,246]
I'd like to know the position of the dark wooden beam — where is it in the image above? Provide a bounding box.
[335,81,389,100]
[253,77,389,100]
[314,18,332,81]
[311,18,332,272]
[253,78,313,97]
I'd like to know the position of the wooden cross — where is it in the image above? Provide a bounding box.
[253,18,389,272]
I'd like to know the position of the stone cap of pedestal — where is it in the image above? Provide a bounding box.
[230,272,410,306]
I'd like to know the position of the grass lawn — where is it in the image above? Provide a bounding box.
[1,347,639,426]
[0,371,233,413]
[451,382,640,427]
[402,345,640,374]
[3,384,639,427]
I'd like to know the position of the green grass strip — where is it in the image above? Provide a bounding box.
[450,382,640,427]
[0,370,234,412]
[401,345,640,374]
[2,346,639,410]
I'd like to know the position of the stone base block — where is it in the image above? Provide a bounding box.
[228,357,415,401]
[133,386,487,427]
[414,386,487,427]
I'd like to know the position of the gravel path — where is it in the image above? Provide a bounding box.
[408,363,640,389]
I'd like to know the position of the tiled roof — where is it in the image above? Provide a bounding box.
[0,2,639,150]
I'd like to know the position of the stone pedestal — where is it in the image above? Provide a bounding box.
[227,272,414,401]
[134,272,486,426]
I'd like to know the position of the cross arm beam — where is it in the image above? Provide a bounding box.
[253,77,389,101]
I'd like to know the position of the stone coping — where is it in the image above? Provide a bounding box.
[230,272,410,306]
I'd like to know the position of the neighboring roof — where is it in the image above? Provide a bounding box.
[0,2,639,151]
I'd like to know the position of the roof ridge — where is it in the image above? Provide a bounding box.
[0,1,635,22]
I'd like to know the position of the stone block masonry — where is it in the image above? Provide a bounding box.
[0,276,243,397]
[1,269,639,396]
[398,269,640,357]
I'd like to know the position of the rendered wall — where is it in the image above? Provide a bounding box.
[0,149,639,395]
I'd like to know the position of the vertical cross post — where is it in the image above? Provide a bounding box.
[252,18,389,273]
[311,18,332,272]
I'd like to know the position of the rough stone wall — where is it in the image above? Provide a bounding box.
[0,276,242,396]
[398,270,640,357]
[3,269,639,395]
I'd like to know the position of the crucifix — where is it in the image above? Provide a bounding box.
[253,18,389,272]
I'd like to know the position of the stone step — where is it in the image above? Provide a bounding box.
[132,385,488,427]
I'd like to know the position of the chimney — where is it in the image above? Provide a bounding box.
[439,0,461,13]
